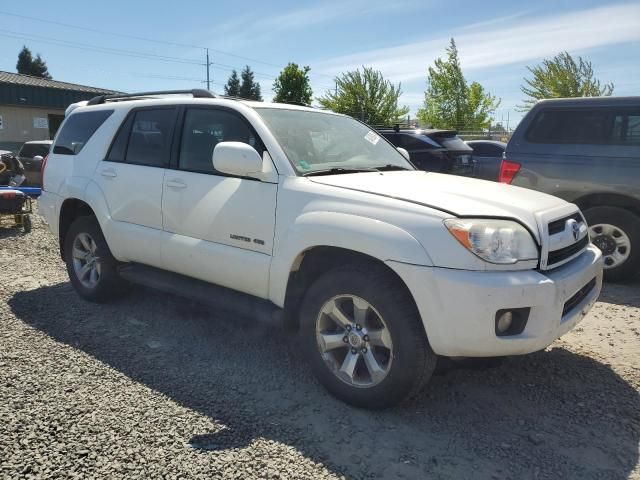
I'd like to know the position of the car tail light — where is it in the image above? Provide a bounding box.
[40,154,49,188]
[499,159,520,184]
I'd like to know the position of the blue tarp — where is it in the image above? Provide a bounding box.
[0,186,41,198]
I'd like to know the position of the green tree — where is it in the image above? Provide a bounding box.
[520,51,614,110]
[273,63,313,105]
[16,46,52,79]
[224,69,241,97]
[417,39,499,130]
[239,65,262,101]
[318,67,409,125]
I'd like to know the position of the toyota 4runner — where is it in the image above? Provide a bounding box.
[39,90,603,408]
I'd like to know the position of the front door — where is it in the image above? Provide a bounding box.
[95,106,177,267]
[161,107,277,298]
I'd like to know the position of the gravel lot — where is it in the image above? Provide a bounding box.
[1,207,639,479]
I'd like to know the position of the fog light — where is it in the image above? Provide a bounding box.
[494,307,530,336]
[496,311,513,333]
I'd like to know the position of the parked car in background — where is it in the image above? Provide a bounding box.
[17,140,52,186]
[503,96,640,281]
[465,140,506,181]
[378,127,475,177]
[39,90,603,408]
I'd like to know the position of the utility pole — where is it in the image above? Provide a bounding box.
[205,48,212,91]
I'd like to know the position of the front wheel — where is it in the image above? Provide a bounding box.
[584,206,640,282]
[300,264,436,409]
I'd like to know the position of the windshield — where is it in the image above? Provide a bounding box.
[256,108,414,175]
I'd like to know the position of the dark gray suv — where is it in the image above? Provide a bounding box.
[503,96,640,281]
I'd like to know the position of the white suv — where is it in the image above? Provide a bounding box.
[39,90,603,408]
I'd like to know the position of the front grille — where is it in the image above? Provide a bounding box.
[562,277,596,317]
[548,235,589,266]
[548,212,583,235]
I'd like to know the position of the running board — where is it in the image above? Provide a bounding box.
[117,263,282,325]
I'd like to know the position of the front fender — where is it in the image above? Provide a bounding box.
[269,211,433,306]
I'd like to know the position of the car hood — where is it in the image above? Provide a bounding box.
[308,171,570,235]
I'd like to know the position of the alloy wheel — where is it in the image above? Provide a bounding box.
[72,232,102,288]
[315,295,393,388]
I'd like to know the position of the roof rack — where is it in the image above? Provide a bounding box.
[86,89,216,106]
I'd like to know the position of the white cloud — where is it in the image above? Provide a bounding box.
[312,3,640,82]
[197,0,426,51]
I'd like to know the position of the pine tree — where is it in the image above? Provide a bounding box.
[224,70,241,97]
[273,63,313,105]
[239,66,262,101]
[16,46,51,79]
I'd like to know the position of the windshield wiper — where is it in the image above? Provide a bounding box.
[373,164,411,171]
[303,167,378,177]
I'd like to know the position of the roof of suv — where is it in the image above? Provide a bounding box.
[76,89,328,116]
[23,140,53,145]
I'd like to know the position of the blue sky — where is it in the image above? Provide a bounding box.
[1,0,639,127]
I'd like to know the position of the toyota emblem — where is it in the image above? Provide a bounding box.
[567,219,580,241]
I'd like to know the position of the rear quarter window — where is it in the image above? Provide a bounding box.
[53,110,114,155]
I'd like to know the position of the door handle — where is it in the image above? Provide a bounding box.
[166,180,187,189]
[100,169,117,178]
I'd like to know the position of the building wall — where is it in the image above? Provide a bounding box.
[0,105,65,151]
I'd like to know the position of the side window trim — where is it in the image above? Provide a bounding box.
[174,105,267,177]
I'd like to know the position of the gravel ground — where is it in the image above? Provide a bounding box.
[1,207,639,479]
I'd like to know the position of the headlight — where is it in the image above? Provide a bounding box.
[444,218,538,264]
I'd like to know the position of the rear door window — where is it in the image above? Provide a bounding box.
[53,110,113,155]
[107,108,177,167]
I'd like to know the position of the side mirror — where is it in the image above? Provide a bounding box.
[212,142,264,178]
[33,155,44,162]
[397,147,410,161]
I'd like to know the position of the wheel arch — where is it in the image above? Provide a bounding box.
[279,246,423,333]
[573,192,640,218]
[58,198,95,259]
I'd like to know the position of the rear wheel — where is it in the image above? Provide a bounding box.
[300,264,436,409]
[22,215,31,233]
[64,216,122,302]
[584,206,640,282]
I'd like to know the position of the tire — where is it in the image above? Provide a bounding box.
[299,264,436,409]
[64,215,122,302]
[584,206,640,282]
[22,215,32,233]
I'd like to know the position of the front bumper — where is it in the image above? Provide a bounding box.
[387,245,603,357]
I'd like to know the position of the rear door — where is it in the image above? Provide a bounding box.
[95,106,177,268]
[160,106,277,298]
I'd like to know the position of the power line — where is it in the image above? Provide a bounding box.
[0,29,337,92]
[0,29,203,66]
[0,9,337,80]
